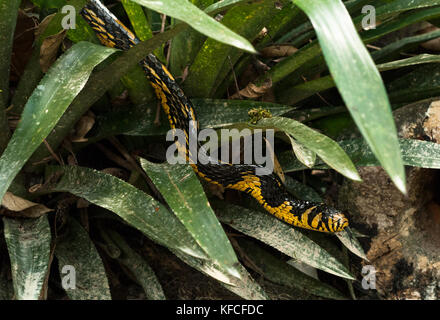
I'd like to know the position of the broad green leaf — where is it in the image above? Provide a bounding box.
[377,54,440,72]
[43,165,207,260]
[55,217,111,300]
[0,42,117,202]
[212,200,355,279]
[335,229,368,261]
[3,216,51,300]
[172,249,268,300]
[121,0,165,61]
[293,0,406,193]
[204,0,249,15]
[122,0,153,41]
[131,0,256,53]
[139,158,240,279]
[279,138,440,172]
[254,116,360,181]
[288,135,316,168]
[104,229,166,300]
[237,238,346,299]
[372,0,440,16]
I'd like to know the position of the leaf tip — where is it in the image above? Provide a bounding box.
[345,169,362,182]
[392,174,407,195]
[225,264,242,280]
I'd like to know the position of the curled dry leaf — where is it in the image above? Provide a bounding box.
[419,24,440,52]
[230,78,272,99]
[260,45,298,58]
[1,192,53,218]
[71,112,95,142]
[40,29,67,73]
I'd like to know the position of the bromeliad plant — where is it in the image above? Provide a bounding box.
[0,0,440,300]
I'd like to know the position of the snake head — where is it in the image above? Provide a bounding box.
[323,207,349,232]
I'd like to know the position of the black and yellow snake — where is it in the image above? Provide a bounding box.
[81,0,349,233]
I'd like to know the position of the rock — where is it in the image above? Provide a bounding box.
[338,99,440,299]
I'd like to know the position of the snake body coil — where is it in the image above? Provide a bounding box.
[81,0,349,233]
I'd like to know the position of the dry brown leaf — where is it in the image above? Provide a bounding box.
[230,78,272,99]
[1,192,53,218]
[260,45,298,58]
[71,112,95,142]
[40,28,67,72]
[419,25,440,52]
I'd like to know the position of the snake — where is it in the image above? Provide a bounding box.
[81,0,349,233]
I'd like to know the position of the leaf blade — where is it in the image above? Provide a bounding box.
[293,0,406,193]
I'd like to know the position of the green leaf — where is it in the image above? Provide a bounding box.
[0,42,117,202]
[3,216,51,300]
[287,135,316,168]
[213,201,355,280]
[377,54,440,71]
[293,0,406,193]
[237,238,347,299]
[172,249,268,299]
[122,0,153,41]
[44,165,207,259]
[203,0,250,15]
[254,116,360,181]
[55,217,111,300]
[130,0,256,53]
[104,229,166,300]
[335,228,368,261]
[31,0,66,9]
[279,138,440,172]
[139,158,240,279]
